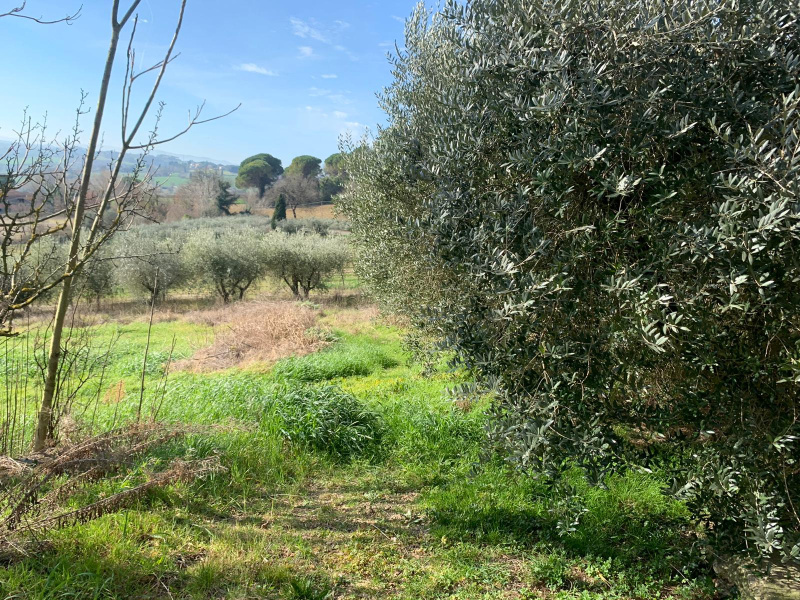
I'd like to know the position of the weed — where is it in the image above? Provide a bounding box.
[284,576,333,599]
[277,385,383,460]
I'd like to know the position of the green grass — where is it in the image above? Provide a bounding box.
[0,308,714,599]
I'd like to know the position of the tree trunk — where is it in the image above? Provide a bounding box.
[34,18,123,452]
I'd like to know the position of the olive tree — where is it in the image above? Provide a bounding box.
[184,227,268,302]
[264,232,349,299]
[340,0,800,562]
[114,230,189,303]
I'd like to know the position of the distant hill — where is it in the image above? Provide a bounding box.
[1,135,238,194]
[93,151,238,193]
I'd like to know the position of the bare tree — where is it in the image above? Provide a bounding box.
[265,174,321,218]
[170,168,224,219]
[26,0,238,450]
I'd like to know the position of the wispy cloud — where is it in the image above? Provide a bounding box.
[298,46,314,58]
[391,15,405,23]
[308,87,331,97]
[291,17,350,43]
[289,17,358,61]
[321,73,338,79]
[333,111,348,119]
[290,17,330,42]
[308,87,352,106]
[237,63,277,76]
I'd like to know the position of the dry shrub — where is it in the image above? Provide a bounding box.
[174,301,327,372]
[0,423,223,556]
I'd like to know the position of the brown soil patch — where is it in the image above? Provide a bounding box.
[173,301,327,372]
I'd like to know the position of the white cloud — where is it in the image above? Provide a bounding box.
[333,111,348,119]
[378,41,393,48]
[290,17,329,42]
[290,18,357,61]
[321,73,338,79]
[391,15,405,23]
[298,46,314,57]
[290,17,349,43]
[309,87,332,97]
[237,63,277,76]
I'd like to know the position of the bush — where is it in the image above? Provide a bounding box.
[341,0,800,561]
[277,385,383,460]
[184,227,268,302]
[263,232,349,299]
[270,193,287,229]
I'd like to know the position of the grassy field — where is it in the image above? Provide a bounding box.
[0,294,713,599]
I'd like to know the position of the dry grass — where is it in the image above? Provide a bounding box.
[174,301,327,372]
[0,423,223,558]
[253,203,340,220]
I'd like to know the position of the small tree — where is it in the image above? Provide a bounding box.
[215,179,237,215]
[271,193,287,229]
[184,228,267,302]
[25,0,237,450]
[264,232,349,299]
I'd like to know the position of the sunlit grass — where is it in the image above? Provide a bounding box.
[0,304,714,599]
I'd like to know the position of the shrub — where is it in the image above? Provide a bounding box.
[277,385,383,460]
[341,0,800,561]
[263,232,349,299]
[271,193,287,229]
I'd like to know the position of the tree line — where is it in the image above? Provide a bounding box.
[166,152,347,221]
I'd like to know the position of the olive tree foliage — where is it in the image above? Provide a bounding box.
[114,229,189,303]
[339,0,800,562]
[75,245,116,304]
[184,227,268,302]
[263,232,349,299]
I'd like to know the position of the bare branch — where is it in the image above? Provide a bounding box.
[0,2,81,25]
[127,102,242,150]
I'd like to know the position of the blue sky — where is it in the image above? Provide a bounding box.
[1,0,417,166]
